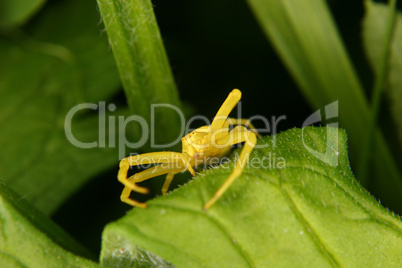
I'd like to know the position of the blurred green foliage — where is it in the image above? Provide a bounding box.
[0,0,401,266]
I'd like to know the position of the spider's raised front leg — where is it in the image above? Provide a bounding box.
[209,89,242,136]
[227,118,262,138]
[203,126,257,209]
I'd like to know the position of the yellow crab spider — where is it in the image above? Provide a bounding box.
[118,89,260,210]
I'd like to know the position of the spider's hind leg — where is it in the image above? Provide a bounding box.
[120,186,148,208]
[118,152,184,194]
[118,160,149,194]
[162,172,175,196]
[120,161,187,208]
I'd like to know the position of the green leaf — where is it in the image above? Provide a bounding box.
[363,0,402,144]
[0,0,47,28]
[101,127,402,267]
[0,181,97,267]
[245,0,402,210]
[96,0,183,149]
[0,0,123,214]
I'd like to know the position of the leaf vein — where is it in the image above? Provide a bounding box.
[276,169,340,267]
[150,203,255,268]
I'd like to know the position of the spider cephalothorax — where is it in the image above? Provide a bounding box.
[118,89,260,209]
